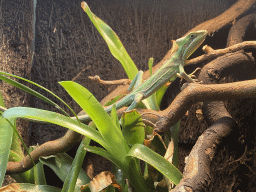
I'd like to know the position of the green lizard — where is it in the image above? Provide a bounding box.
[76,30,207,122]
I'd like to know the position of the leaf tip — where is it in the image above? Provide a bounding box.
[81,1,88,10]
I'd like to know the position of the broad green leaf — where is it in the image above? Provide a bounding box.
[127,144,182,185]
[62,141,91,192]
[0,117,13,186]
[40,153,89,189]
[121,110,145,145]
[0,183,61,192]
[81,2,138,80]
[2,107,108,150]
[59,81,129,158]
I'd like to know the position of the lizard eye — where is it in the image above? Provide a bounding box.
[190,34,196,38]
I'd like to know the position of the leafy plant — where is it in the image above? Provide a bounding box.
[0,1,183,191]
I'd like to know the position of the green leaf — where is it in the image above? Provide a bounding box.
[59,81,129,158]
[142,93,160,111]
[28,146,47,185]
[0,117,14,186]
[110,105,121,131]
[7,120,34,184]
[8,150,33,183]
[0,72,72,117]
[81,2,138,80]
[59,82,149,191]
[0,183,61,192]
[127,144,182,185]
[2,107,108,150]
[121,110,145,145]
[155,82,171,106]
[62,141,91,192]
[40,153,89,189]
[85,145,119,167]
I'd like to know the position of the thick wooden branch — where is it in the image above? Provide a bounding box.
[186,0,256,35]
[172,117,239,191]
[154,79,256,132]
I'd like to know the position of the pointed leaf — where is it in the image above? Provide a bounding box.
[62,141,91,192]
[0,117,14,186]
[2,107,108,149]
[0,72,71,117]
[85,145,120,167]
[121,110,145,145]
[127,144,182,185]
[81,2,138,80]
[40,153,89,187]
[59,81,129,158]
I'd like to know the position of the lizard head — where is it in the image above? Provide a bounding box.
[176,30,207,60]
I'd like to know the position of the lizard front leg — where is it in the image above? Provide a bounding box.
[127,93,144,111]
[176,64,200,83]
[127,70,144,91]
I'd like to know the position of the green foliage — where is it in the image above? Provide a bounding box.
[0,1,183,191]
[81,2,138,80]
[121,110,145,145]
[0,117,13,185]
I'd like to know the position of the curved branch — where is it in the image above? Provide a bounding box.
[186,0,256,35]
[173,117,239,191]
[7,129,83,174]
[154,78,256,132]
[170,13,256,190]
